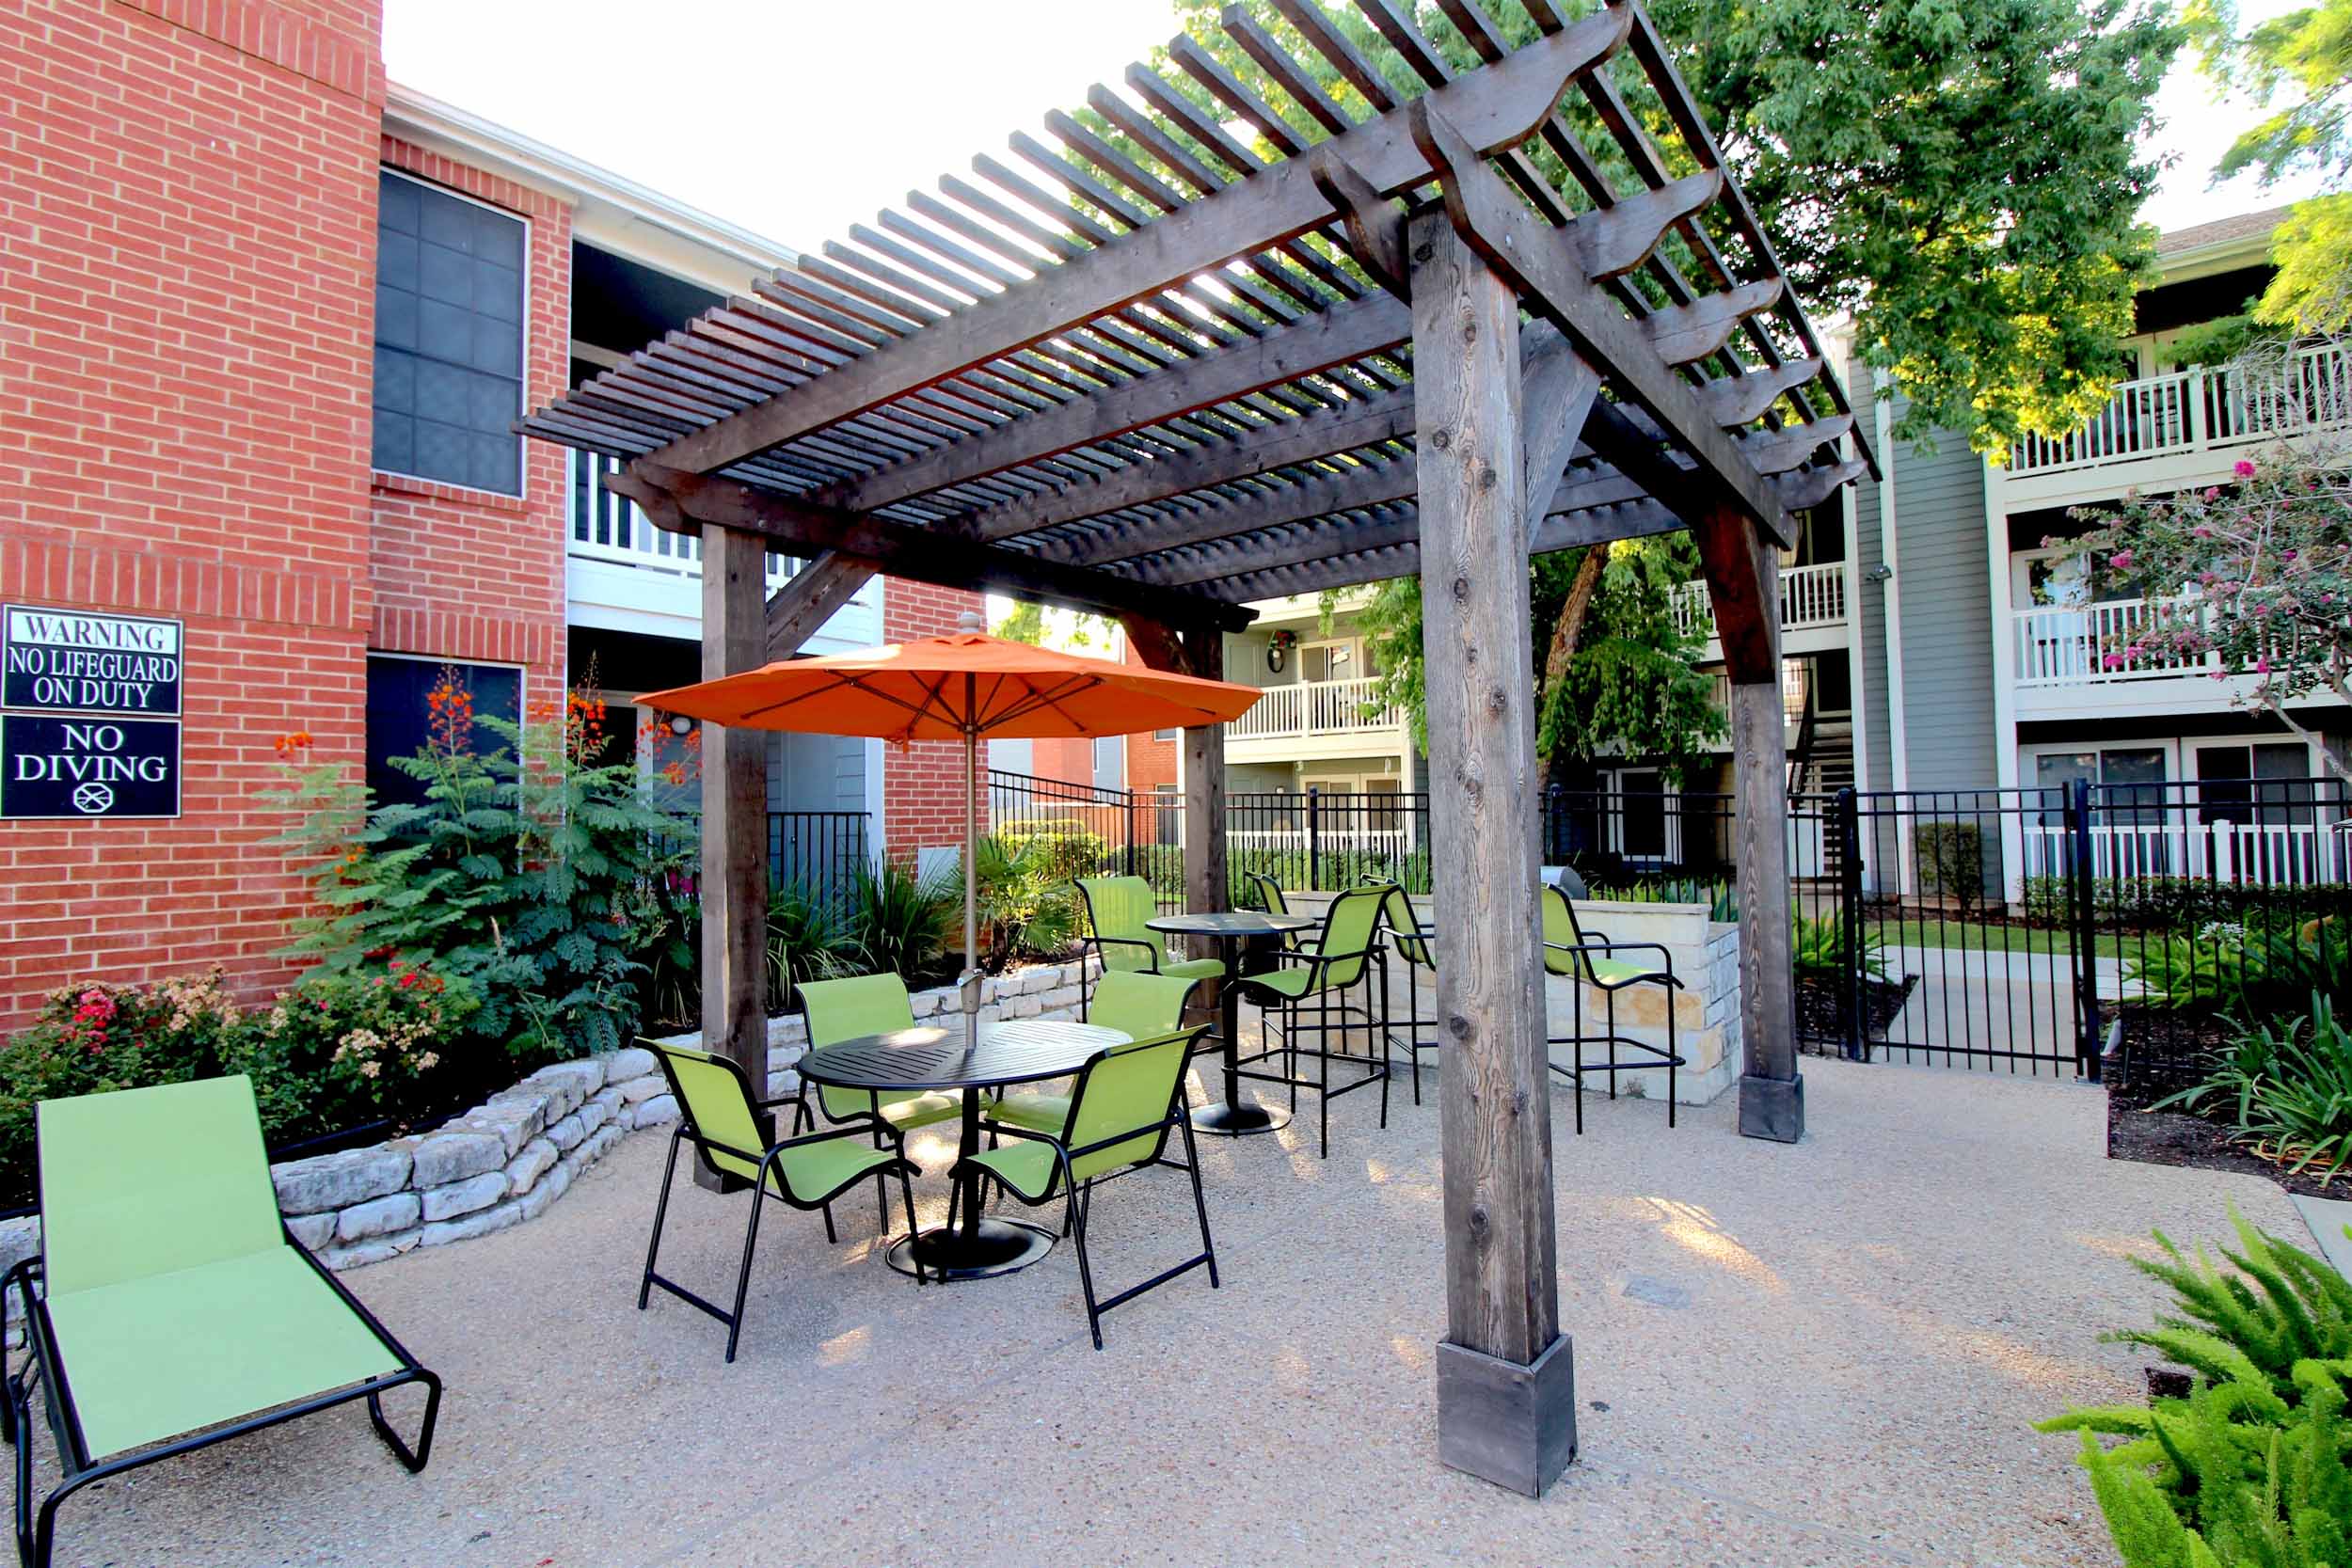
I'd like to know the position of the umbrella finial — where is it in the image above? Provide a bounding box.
[957,608,986,635]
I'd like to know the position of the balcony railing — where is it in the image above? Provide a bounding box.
[1226,674,1401,742]
[568,450,791,586]
[2007,339,2352,479]
[2013,596,2219,687]
[1672,562,1847,641]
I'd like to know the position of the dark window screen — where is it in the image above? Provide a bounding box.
[373,171,525,494]
[365,657,522,810]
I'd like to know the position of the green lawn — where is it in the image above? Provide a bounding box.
[1862,915,2124,959]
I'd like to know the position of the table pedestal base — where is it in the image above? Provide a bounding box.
[885,1217,1056,1281]
[1191,1101,1291,1136]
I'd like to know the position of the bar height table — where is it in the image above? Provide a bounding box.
[1146,910,1313,1136]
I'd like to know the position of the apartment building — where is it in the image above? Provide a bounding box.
[0,0,969,1023]
[1854,207,2349,894]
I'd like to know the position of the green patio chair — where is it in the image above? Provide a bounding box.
[1232,884,1392,1159]
[797,973,960,1234]
[5,1076,440,1568]
[1074,876,1221,1017]
[969,1022,1216,1348]
[1542,883,1685,1134]
[1242,870,1319,956]
[642,1042,920,1363]
[1370,880,1441,1104]
[989,971,1203,1134]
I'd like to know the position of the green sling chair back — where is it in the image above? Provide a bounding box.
[989,971,1202,1135]
[1370,880,1442,1104]
[641,1042,919,1362]
[797,974,961,1133]
[8,1076,440,1568]
[1074,877,1221,1018]
[1232,884,1393,1158]
[1541,882,1686,1133]
[969,1022,1216,1348]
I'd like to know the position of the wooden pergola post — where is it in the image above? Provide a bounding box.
[1410,212,1573,1497]
[695,523,771,1187]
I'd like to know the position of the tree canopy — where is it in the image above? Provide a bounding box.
[1173,0,2182,454]
[2191,0,2352,335]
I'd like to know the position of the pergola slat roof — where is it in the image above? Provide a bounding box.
[521,0,1873,626]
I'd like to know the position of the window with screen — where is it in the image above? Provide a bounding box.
[365,657,522,810]
[373,170,526,495]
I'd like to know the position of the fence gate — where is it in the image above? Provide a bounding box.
[1822,789,2091,1076]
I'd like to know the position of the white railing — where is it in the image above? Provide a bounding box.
[1672,562,1848,641]
[1225,827,1417,863]
[568,450,790,586]
[1226,674,1402,741]
[2012,596,2218,687]
[2022,820,2352,887]
[2008,339,2352,478]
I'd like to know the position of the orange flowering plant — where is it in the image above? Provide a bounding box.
[262,666,698,1062]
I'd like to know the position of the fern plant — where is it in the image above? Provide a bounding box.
[2159,996,2352,1178]
[2042,1208,2352,1566]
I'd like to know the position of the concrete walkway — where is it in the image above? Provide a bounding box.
[44,1057,2294,1567]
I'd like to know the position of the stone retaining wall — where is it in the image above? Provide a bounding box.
[0,956,1100,1283]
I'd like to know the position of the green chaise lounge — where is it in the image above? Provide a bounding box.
[5,1076,441,1568]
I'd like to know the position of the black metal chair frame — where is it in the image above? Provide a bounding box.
[1369,881,1442,1105]
[1543,886,1687,1135]
[969,1029,1218,1349]
[793,989,943,1236]
[3,1237,440,1568]
[640,1048,921,1363]
[1232,889,1392,1160]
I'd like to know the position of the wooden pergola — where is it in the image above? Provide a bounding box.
[523,0,1870,1496]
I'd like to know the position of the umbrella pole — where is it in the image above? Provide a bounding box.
[961,694,980,1051]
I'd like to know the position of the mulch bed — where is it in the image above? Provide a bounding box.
[2106,1017,2349,1200]
[1794,973,1920,1057]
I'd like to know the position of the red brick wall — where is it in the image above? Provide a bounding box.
[367,138,566,681]
[1122,640,1180,792]
[880,578,984,859]
[0,0,387,1025]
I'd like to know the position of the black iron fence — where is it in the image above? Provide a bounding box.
[768,811,870,913]
[974,768,2351,1089]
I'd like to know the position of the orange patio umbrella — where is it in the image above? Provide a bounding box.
[641,619,1263,1042]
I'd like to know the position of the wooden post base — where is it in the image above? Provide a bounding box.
[1435,1333,1578,1497]
[1737,1070,1805,1143]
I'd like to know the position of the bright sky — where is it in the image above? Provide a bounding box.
[387,0,2330,255]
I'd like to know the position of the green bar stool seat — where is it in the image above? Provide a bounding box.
[1543,882,1686,1134]
[1231,884,1393,1159]
[1075,877,1222,1020]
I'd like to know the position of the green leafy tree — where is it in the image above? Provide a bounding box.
[1172,0,2182,454]
[2191,0,2352,335]
[1352,534,1724,781]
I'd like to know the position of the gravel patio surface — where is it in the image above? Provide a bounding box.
[43,1053,2296,1567]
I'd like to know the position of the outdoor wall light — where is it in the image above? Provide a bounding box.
[668,713,696,736]
[1865,562,1895,582]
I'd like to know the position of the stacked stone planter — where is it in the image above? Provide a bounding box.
[0,956,1101,1286]
[1285,892,1743,1107]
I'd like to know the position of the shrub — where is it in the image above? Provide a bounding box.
[1912,821,1986,911]
[1789,913,1887,982]
[767,878,860,1012]
[2157,993,2352,1177]
[994,818,1111,885]
[847,859,960,987]
[973,835,1080,967]
[2040,1210,2352,1566]
[2127,917,2349,1020]
[0,963,482,1209]
[265,676,697,1061]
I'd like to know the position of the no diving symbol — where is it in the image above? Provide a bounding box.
[71,782,113,815]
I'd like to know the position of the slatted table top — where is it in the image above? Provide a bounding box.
[1146,911,1314,938]
[798,1019,1128,1094]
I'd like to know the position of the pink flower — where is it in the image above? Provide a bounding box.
[2233,459,2256,479]
[2101,653,2124,670]
[2203,487,2221,501]
[2191,527,2213,538]
[2109,550,2136,571]
[2256,656,2271,673]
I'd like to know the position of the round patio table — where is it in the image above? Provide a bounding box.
[798,1018,1126,1281]
[1147,911,1313,1136]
